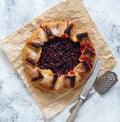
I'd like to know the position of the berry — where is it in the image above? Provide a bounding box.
[37,37,81,74]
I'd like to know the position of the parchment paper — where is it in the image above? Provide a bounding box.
[1,0,117,119]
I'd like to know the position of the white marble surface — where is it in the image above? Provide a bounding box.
[0,0,120,122]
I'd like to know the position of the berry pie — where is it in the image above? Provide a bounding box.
[23,21,96,92]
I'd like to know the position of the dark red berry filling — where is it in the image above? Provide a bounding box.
[37,37,81,74]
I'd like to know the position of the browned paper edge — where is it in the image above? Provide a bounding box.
[1,0,117,119]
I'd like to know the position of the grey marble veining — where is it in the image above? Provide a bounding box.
[0,0,120,122]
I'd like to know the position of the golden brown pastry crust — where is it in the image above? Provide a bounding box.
[23,21,96,92]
